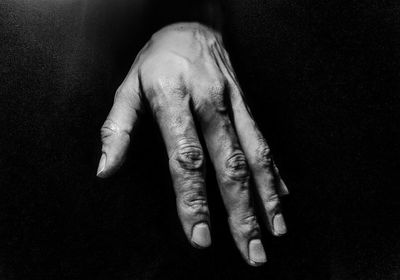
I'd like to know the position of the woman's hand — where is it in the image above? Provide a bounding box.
[97,22,289,266]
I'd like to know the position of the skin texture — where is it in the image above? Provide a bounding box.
[97,22,289,266]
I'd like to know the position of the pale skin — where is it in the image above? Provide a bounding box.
[97,22,289,266]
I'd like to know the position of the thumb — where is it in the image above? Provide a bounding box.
[97,74,142,178]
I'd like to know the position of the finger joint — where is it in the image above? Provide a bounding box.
[173,140,204,171]
[255,144,273,169]
[263,193,280,213]
[230,213,260,238]
[225,152,250,182]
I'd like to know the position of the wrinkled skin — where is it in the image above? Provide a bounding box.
[97,22,289,266]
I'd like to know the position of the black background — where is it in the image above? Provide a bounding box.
[1,0,399,279]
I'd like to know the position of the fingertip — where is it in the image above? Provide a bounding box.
[191,223,212,248]
[272,213,287,236]
[248,239,267,266]
[96,153,107,178]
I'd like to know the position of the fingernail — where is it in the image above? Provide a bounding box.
[97,153,106,177]
[273,213,287,236]
[191,223,211,248]
[249,239,267,265]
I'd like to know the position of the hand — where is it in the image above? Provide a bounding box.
[97,23,289,266]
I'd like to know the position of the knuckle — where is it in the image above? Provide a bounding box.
[101,120,119,140]
[255,144,273,169]
[230,214,260,238]
[225,152,250,181]
[101,120,129,139]
[100,120,130,151]
[240,214,258,229]
[194,78,227,114]
[174,140,204,171]
[263,193,280,212]
[153,75,182,93]
[208,79,226,111]
[150,74,187,103]
[180,189,207,210]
